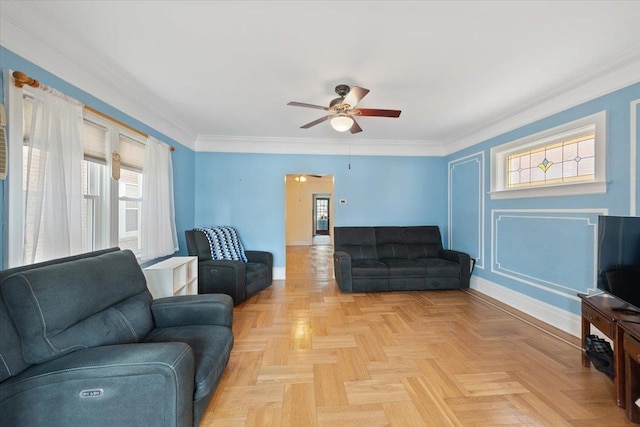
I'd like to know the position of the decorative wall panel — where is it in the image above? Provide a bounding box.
[491,209,606,299]
[449,152,484,269]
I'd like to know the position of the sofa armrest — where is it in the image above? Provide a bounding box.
[245,250,273,283]
[245,250,273,267]
[333,251,353,292]
[440,249,472,288]
[197,259,246,303]
[0,343,194,427]
[151,294,234,328]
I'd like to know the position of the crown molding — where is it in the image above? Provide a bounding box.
[2,0,638,158]
[195,134,446,156]
[443,48,640,156]
[0,2,196,148]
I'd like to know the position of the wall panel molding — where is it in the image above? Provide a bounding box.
[491,209,607,300]
[448,152,485,269]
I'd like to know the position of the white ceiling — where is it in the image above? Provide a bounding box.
[2,1,640,155]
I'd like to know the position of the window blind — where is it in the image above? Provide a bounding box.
[119,134,145,172]
[83,120,108,163]
[23,97,108,163]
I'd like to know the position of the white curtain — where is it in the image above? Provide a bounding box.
[4,69,25,268]
[140,135,178,261]
[24,87,84,264]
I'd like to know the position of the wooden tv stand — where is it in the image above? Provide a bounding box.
[579,293,640,410]
[619,321,640,423]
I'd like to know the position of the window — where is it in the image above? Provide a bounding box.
[507,133,595,188]
[22,96,146,258]
[490,111,607,199]
[117,134,145,252]
[82,159,104,251]
[118,168,143,251]
[81,119,108,252]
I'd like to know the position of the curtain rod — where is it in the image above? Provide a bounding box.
[12,71,175,152]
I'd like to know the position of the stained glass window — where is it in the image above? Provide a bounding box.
[490,111,605,199]
[507,134,595,188]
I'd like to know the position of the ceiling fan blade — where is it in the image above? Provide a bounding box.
[342,86,369,108]
[300,115,332,129]
[287,101,330,111]
[349,117,362,134]
[355,108,401,118]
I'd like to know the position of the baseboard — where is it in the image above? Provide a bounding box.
[470,275,582,337]
[273,267,285,280]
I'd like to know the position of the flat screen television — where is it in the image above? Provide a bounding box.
[596,215,640,314]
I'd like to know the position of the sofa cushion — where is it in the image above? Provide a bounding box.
[417,258,460,277]
[351,260,389,277]
[0,296,31,382]
[342,245,378,261]
[245,262,271,298]
[381,259,426,277]
[197,227,248,262]
[375,227,409,260]
[406,226,443,259]
[0,250,153,364]
[144,324,234,419]
[334,227,378,261]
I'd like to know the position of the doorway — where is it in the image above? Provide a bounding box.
[285,174,334,247]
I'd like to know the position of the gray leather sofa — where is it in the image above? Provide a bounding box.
[0,248,234,427]
[185,229,273,305]
[334,226,471,292]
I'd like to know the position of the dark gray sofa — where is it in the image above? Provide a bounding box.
[185,229,273,305]
[0,248,234,427]
[334,226,471,292]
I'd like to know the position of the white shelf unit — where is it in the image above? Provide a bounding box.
[143,256,198,299]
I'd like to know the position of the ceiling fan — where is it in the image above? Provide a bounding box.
[287,84,401,134]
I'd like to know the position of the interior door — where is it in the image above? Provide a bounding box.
[313,196,330,236]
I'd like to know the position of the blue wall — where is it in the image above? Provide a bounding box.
[3,44,639,327]
[194,152,447,268]
[0,47,196,268]
[447,82,640,317]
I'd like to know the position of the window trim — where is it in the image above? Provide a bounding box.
[82,160,106,251]
[83,110,146,253]
[489,111,607,199]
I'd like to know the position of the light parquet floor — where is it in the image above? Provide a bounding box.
[200,244,634,426]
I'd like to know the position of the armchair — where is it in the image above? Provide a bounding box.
[185,228,273,305]
[0,248,234,427]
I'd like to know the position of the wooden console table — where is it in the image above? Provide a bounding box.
[579,293,640,409]
[619,321,640,423]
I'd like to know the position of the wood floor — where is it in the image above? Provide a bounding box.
[200,245,635,426]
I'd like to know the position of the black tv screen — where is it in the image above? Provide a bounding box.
[596,215,640,310]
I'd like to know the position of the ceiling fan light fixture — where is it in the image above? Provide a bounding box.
[331,115,354,132]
